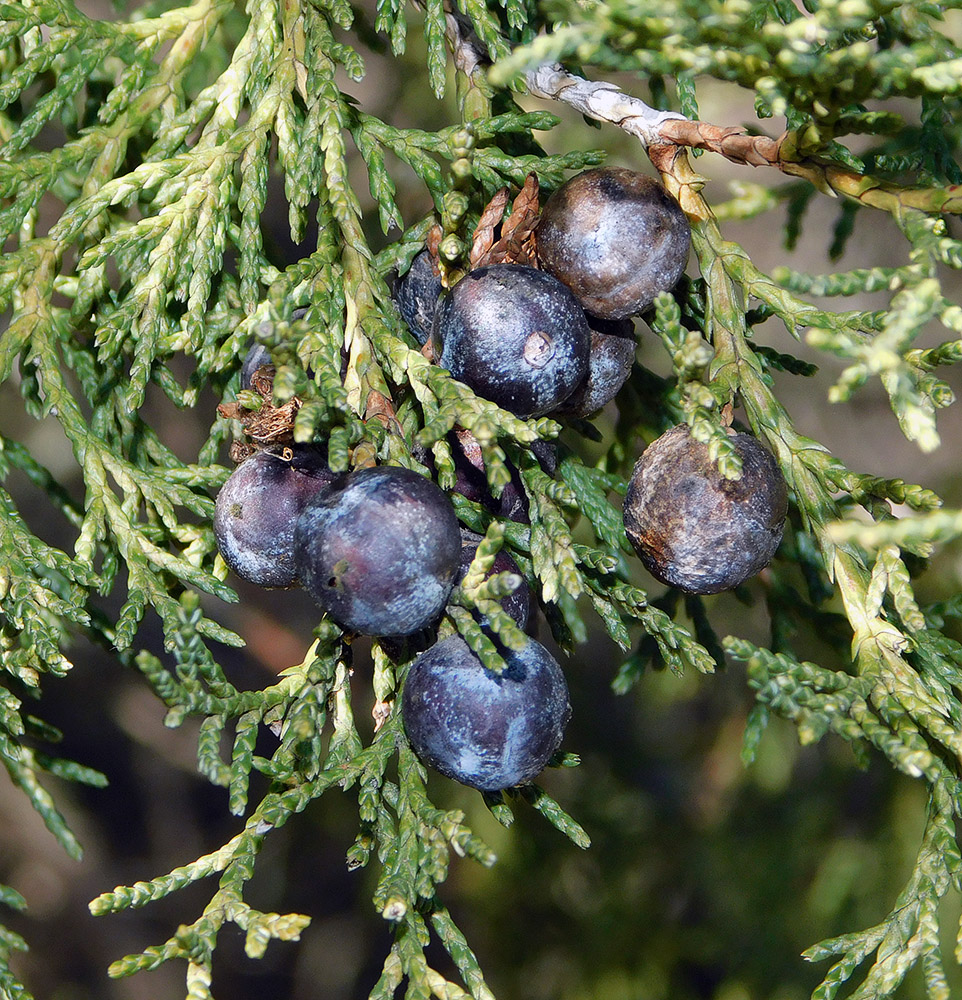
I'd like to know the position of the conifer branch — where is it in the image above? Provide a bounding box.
[525,62,962,217]
[3,1,962,998]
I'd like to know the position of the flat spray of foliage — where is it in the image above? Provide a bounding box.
[2,0,962,996]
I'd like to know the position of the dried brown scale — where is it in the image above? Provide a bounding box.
[482,173,541,267]
[426,223,443,262]
[623,424,788,594]
[658,119,784,167]
[501,174,540,240]
[365,388,402,433]
[470,175,541,270]
[229,440,258,464]
[470,188,510,269]
[217,363,302,449]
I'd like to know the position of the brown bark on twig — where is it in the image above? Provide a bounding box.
[659,120,784,167]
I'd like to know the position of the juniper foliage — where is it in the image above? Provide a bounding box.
[2,0,962,997]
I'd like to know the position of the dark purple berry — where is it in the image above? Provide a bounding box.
[293,465,462,636]
[214,446,335,588]
[557,315,636,416]
[458,530,531,631]
[401,634,570,791]
[450,429,529,524]
[393,249,443,345]
[623,424,788,594]
[535,167,691,320]
[433,264,590,418]
[529,438,559,475]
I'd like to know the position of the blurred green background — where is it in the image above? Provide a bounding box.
[1,2,962,997]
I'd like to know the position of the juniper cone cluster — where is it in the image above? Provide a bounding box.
[7,1,962,998]
[218,167,699,787]
[216,433,568,790]
[400,169,788,594]
[397,166,692,418]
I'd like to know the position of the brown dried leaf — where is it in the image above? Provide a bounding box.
[470,187,510,269]
[366,388,402,434]
[427,223,443,260]
[501,173,540,241]
[241,399,301,444]
[480,173,541,267]
[372,698,393,733]
[217,364,300,449]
